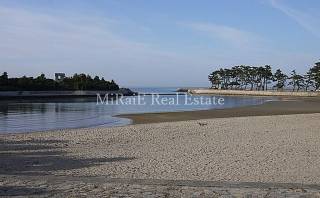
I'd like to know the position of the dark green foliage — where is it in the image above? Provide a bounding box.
[310,62,320,90]
[304,70,314,91]
[209,65,275,91]
[273,69,287,90]
[0,72,119,91]
[208,61,320,91]
[289,70,305,91]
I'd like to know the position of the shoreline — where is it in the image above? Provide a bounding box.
[118,97,320,124]
[188,89,320,97]
[0,88,137,99]
[2,113,320,196]
[2,99,320,196]
[1,96,320,135]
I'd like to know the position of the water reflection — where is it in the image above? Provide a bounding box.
[0,95,274,133]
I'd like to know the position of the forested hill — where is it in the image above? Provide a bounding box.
[0,73,119,91]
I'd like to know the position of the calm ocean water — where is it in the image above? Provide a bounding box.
[0,87,275,133]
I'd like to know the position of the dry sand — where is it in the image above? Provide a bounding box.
[1,113,320,185]
[2,98,320,196]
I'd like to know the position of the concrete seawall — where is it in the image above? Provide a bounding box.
[188,89,320,97]
[0,89,136,99]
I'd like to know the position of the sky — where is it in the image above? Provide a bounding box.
[0,0,319,87]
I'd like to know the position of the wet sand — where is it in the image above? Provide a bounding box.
[119,97,320,124]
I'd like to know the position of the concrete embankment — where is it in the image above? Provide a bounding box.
[0,88,136,99]
[188,89,320,97]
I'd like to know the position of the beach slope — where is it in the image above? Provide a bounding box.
[1,113,320,196]
[119,98,320,124]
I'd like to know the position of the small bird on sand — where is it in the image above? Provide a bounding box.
[198,122,208,126]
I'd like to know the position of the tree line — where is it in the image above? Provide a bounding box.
[0,73,119,91]
[208,61,320,91]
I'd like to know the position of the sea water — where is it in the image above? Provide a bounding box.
[0,87,275,133]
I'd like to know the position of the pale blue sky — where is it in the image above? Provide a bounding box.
[0,0,319,87]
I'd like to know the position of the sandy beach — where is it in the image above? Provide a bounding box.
[1,99,320,196]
